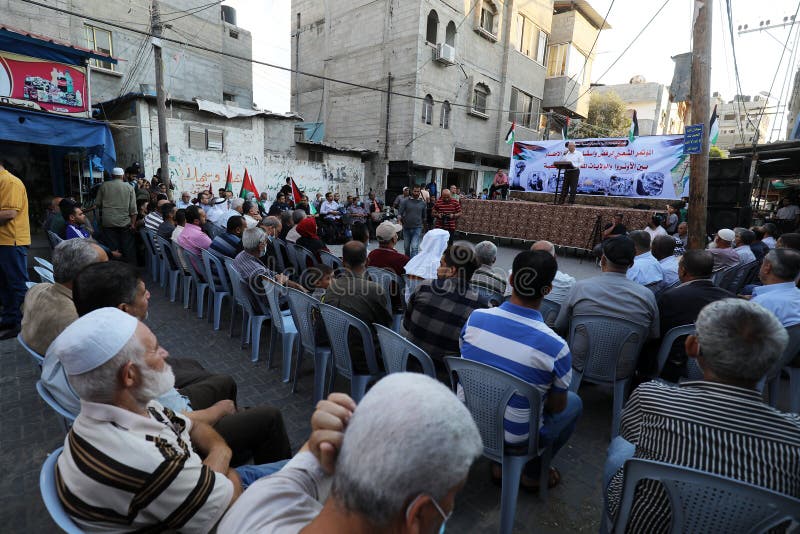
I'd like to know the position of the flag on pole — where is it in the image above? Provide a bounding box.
[709,104,719,145]
[504,121,516,145]
[224,165,234,192]
[239,168,259,199]
[562,116,570,140]
[628,110,639,143]
[289,177,303,204]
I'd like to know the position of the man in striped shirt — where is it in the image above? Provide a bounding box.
[460,250,582,490]
[432,188,461,243]
[210,215,246,259]
[605,298,800,532]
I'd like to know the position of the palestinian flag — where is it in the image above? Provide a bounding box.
[709,104,719,145]
[289,177,303,204]
[562,116,570,140]
[239,168,259,199]
[628,110,639,143]
[224,165,234,192]
[505,121,516,145]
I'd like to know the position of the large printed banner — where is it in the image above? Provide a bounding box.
[0,51,88,115]
[509,135,690,199]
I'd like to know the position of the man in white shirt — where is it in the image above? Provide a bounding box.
[775,198,800,229]
[219,373,483,533]
[643,215,668,241]
[558,142,584,204]
[733,227,757,264]
[626,230,664,292]
[762,223,778,249]
[652,234,680,288]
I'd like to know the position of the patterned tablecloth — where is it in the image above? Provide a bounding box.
[457,199,656,250]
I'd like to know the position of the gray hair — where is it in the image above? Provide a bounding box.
[52,239,104,284]
[260,216,281,230]
[230,197,245,210]
[695,298,788,383]
[764,248,800,280]
[629,230,651,252]
[474,240,497,266]
[242,227,267,253]
[332,373,482,526]
[68,334,144,403]
[292,209,307,224]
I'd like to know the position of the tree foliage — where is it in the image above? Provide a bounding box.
[573,91,631,138]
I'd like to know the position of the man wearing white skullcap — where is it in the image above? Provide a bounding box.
[707,228,741,272]
[50,308,241,532]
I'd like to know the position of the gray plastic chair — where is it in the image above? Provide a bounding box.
[34,266,54,284]
[46,230,63,249]
[139,228,160,283]
[156,236,182,302]
[366,266,403,330]
[283,239,301,276]
[261,278,298,383]
[39,447,83,534]
[538,299,561,328]
[319,249,343,270]
[180,247,210,319]
[201,249,232,331]
[470,284,505,307]
[36,380,75,435]
[17,333,44,369]
[34,257,54,271]
[225,262,272,362]
[286,288,331,400]
[766,324,800,410]
[613,458,800,534]
[291,243,319,271]
[270,238,288,273]
[444,357,551,534]
[717,260,759,294]
[654,324,695,379]
[374,323,436,377]
[567,314,649,438]
[318,303,384,402]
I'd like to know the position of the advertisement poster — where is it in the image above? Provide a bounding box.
[509,135,690,199]
[0,50,88,116]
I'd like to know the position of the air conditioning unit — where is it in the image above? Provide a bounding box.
[435,43,456,65]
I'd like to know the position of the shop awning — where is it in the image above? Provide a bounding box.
[0,106,116,170]
[0,25,117,66]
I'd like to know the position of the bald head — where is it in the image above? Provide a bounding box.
[441,189,452,200]
[531,240,556,257]
[342,240,367,272]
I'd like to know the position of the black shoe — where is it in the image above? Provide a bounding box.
[0,326,21,340]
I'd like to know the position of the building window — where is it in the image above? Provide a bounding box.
[514,13,547,64]
[206,129,224,151]
[422,94,434,124]
[546,43,586,82]
[84,25,114,70]
[480,4,496,35]
[229,29,239,39]
[508,87,541,129]
[445,21,457,46]
[440,100,451,129]
[472,83,490,115]
[308,150,324,162]
[426,10,439,44]
[188,126,205,150]
[223,92,236,103]
[723,113,736,121]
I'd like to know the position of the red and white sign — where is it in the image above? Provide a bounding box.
[0,51,88,116]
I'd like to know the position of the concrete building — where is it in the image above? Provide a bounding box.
[591,78,687,135]
[786,67,800,140]
[291,0,608,201]
[712,92,775,150]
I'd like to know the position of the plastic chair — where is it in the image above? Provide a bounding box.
[766,324,800,410]
[34,257,54,271]
[180,247,210,319]
[567,315,648,438]
[717,261,758,294]
[319,249,343,270]
[36,380,76,435]
[156,236,183,302]
[444,357,551,534]
[291,243,319,271]
[538,299,561,328]
[225,262,272,362]
[34,266,55,284]
[17,333,45,369]
[470,284,505,307]
[283,239,301,277]
[201,249,232,331]
[46,230,64,249]
[374,323,436,377]
[261,278,298,382]
[654,324,695,379]
[286,287,332,400]
[613,458,800,534]
[39,447,84,534]
[139,229,160,283]
[270,238,288,274]
[318,303,384,402]
[366,266,404,331]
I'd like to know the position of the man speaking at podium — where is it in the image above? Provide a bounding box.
[559,142,584,204]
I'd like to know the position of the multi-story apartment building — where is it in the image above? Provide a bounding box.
[591,78,688,136]
[712,92,775,150]
[291,0,607,199]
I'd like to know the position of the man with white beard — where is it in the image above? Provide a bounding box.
[48,308,273,532]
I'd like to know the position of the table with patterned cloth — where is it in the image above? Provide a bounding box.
[457,199,656,250]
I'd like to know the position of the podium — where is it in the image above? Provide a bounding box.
[552,161,575,204]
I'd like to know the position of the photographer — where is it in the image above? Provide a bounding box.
[432,188,461,244]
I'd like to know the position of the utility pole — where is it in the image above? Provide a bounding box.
[151,0,171,197]
[688,0,712,249]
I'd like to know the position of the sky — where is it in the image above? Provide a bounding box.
[224,0,800,141]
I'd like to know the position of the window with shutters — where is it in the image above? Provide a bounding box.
[308,150,324,162]
[206,129,224,151]
[422,94,434,125]
[471,83,490,116]
[513,14,547,65]
[426,10,439,44]
[188,126,205,149]
[508,87,540,129]
[440,100,451,129]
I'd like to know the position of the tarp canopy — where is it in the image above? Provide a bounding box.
[0,106,116,170]
[0,25,117,66]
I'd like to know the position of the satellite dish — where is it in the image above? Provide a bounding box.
[629,75,647,84]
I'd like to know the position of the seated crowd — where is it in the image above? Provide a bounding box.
[19,198,800,532]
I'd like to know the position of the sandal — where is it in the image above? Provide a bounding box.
[489,465,561,493]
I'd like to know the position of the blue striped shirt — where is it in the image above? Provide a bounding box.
[460,301,572,444]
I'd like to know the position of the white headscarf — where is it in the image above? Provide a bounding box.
[404,229,449,280]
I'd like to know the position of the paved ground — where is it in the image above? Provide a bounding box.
[1,241,616,533]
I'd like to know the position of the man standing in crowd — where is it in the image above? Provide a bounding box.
[392,187,409,210]
[367,221,409,276]
[604,299,798,532]
[461,250,581,491]
[397,185,426,258]
[775,197,800,231]
[708,228,741,272]
[95,166,137,263]
[751,249,800,327]
[626,231,664,290]
[432,188,461,243]
[0,159,30,339]
[558,142,584,204]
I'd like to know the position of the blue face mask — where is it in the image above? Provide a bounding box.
[406,494,451,533]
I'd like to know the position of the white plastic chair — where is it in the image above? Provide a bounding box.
[286,287,332,400]
[39,447,83,534]
[374,323,436,377]
[34,266,55,284]
[261,277,298,383]
[36,380,76,435]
